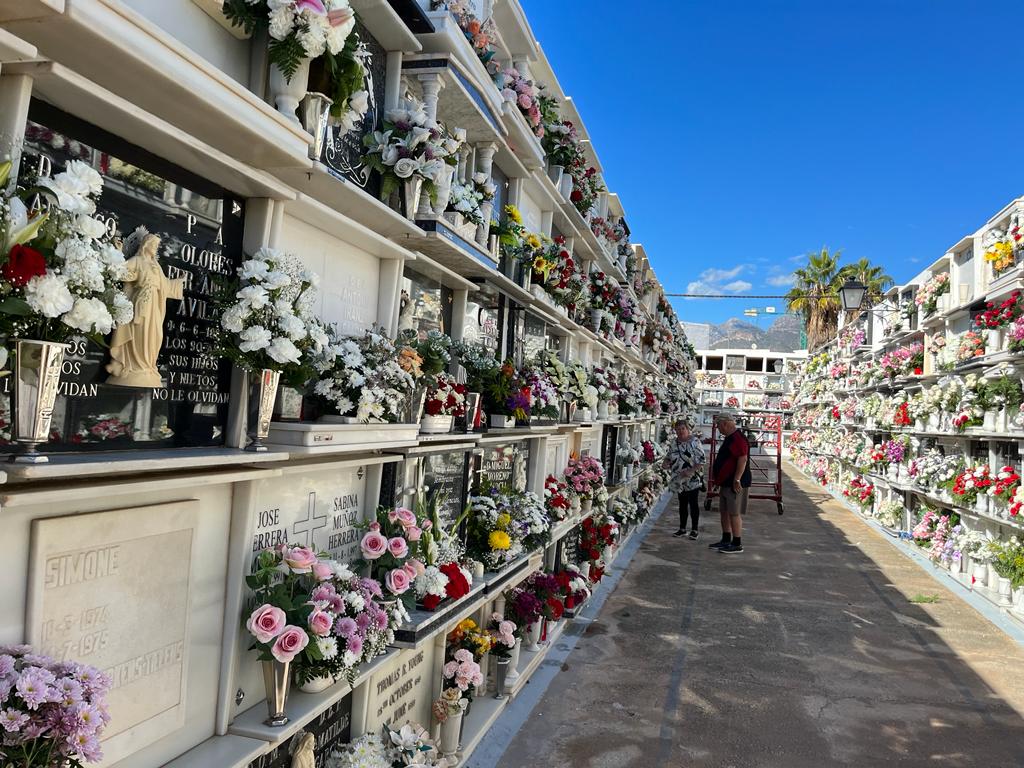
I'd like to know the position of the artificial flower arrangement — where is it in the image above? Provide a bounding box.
[563,455,605,501]
[839,323,867,351]
[543,473,572,521]
[1010,317,1024,353]
[993,536,1024,588]
[974,290,1024,330]
[406,328,453,376]
[527,571,567,625]
[447,172,496,227]
[441,644,484,700]
[222,0,356,82]
[218,248,334,385]
[362,97,463,205]
[879,342,924,379]
[490,204,529,264]
[486,612,517,658]
[411,492,473,611]
[565,360,599,412]
[610,495,641,526]
[452,338,500,389]
[842,475,874,509]
[875,500,905,529]
[912,507,959,564]
[505,583,543,638]
[580,510,618,582]
[641,439,665,464]
[483,360,532,423]
[915,272,950,316]
[492,66,554,139]
[423,372,467,417]
[569,162,604,217]
[0,159,134,346]
[984,233,1017,276]
[955,330,986,364]
[431,0,496,64]
[314,326,417,422]
[725,395,741,409]
[535,349,568,401]
[641,384,661,416]
[0,644,110,766]
[465,486,524,571]
[616,369,641,415]
[988,466,1021,505]
[329,724,446,768]
[245,544,408,686]
[522,365,560,421]
[555,565,592,611]
[590,366,618,404]
[447,617,493,666]
[952,465,992,505]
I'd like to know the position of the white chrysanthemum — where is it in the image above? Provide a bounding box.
[25,273,73,318]
[317,636,338,660]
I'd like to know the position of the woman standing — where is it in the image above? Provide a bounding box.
[665,418,706,539]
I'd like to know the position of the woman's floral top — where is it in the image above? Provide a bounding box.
[665,436,706,493]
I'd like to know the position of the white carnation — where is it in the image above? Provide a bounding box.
[65,160,103,195]
[240,259,270,282]
[262,270,291,291]
[75,215,107,240]
[237,284,270,310]
[62,296,113,335]
[111,292,134,326]
[267,336,301,365]
[267,6,294,40]
[239,325,272,352]
[221,305,247,334]
[25,273,73,318]
[278,312,308,342]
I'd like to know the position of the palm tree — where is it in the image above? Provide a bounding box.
[785,247,845,350]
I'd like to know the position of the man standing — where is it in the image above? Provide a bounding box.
[709,414,751,554]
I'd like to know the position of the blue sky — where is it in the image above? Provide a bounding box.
[520,0,1023,329]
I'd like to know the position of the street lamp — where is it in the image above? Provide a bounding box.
[839,279,867,312]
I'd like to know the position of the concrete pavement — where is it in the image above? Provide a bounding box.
[488,465,1024,768]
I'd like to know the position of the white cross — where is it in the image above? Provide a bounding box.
[292,491,329,548]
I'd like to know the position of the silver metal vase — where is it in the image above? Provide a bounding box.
[10,339,68,464]
[247,368,281,452]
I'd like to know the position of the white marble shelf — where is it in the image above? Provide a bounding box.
[1,447,289,482]
[162,733,267,768]
[507,618,569,698]
[475,426,560,442]
[228,650,396,744]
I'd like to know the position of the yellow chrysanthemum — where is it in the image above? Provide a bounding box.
[489,530,512,550]
[496,512,511,528]
[458,618,477,632]
[506,205,523,224]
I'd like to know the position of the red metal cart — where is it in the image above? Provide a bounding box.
[703,412,785,515]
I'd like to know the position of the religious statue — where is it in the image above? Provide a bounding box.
[106,227,186,388]
[289,731,316,768]
[397,288,416,333]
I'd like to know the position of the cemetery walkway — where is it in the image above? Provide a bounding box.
[483,465,1024,768]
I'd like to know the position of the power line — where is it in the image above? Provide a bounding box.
[665,293,794,299]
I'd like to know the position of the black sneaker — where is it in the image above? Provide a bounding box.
[719,543,744,554]
[688,530,699,540]
[673,529,686,538]
[708,540,729,549]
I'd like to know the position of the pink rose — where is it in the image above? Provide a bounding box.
[422,520,433,531]
[406,526,423,542]
[402,563,417,579]
[518,94,533,110]
[394,507,417,529]
[388,536,409,559]
[246,603,286,644]
[408,558,426,577]
[385,568,411,595]
[387,508,399,523]
[312,561,333,581]
[361,532,388,560]
[270,625,309,663]
[282,546,317,573]
[308,610,333,637]
[369,521,381,532]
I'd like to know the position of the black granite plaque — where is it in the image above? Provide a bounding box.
[422,449,469,528]
[480,443,528,492]
[321,17,386,198]
[11,102,242,452]
[558,522,583,570]
[246,695,352,768]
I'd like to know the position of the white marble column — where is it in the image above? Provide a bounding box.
[385,51,403,111]
[417,73,445,125]
[0,73,33,186]
[474,141,499,241]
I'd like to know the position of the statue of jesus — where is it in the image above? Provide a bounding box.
[106,227,186,388]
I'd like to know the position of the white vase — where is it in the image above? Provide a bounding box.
[988,329,1002,354]
[559,173,574,199]
[976,495,989,516]
[998,576,1013,606]
[590,309,603,332]
[603,544,615,562]
[268,58,311,122]
[420,414,454,434]
[598,401,610,419]
[402,177,424,221]
[433,166,456,215]
[477,653,489,697]
[504,638,522,690]
[525,621,543,652]
[490,414,515,429]
[949,557,962,577]
[299,674,335,694]
[472,560,484,580]
[547,163,563,185]
[580,498,593,513]
[439,707,464,761]
[987,562,1000,590]
[623,321,635,342]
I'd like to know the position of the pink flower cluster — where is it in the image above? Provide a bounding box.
[360,507,431,597]
[879,342,924,378]
[490,612,516,648]
[493,67,545,137]
[562,455,605,498]
[442,648,483,692]
[0,645,110,765]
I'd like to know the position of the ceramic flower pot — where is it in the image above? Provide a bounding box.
[10,339,69,464]
[546,163,564,186]
[590,309,603,333]
[262,659,291,727]
[439,706,464,760]
[998,576,1013,606]
[299,674,336,694]
[525,620,543,652]
[420,414,454,434]
[558,172,574,200]
[269,58,311,122]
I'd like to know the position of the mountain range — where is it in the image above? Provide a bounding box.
[682,314,804,352]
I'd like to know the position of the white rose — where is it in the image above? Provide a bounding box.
[62,296,113,335]
[239,325,272,353]
[392,158,419,179]
[267,336,301,365]
[25,273,74,318]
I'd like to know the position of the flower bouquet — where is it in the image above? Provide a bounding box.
[984,235,1017,276]
[482,360,531,427]
[486,612,517,659]
[420,371,467,433]
[875,500,904,529]
[543,473,572,521]
[329,724,446,768]
[466,487,524,570]
[580,511,618,582]
[314,327,417,423]
[432,0,496,64]
[493,66,553,139]
[410,492,473,611]
[956,330,986,364]
[523,366,560,422]
[555,565,592,612]
[0,644,110,766]
[563,455,605,506]
[915,272,950,316]
[566,361,599,415]
[407,328,453,376]
[952,465,992,505]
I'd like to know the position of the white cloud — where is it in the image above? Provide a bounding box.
[723,280,752,292]
[685,265,751,296]
[766,273,796,287]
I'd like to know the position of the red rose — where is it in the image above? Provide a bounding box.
[3,244,47,288]
[425,399,443,416]
[565,595,575,609]
[547,597,564,620]
[570,189,582,202]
